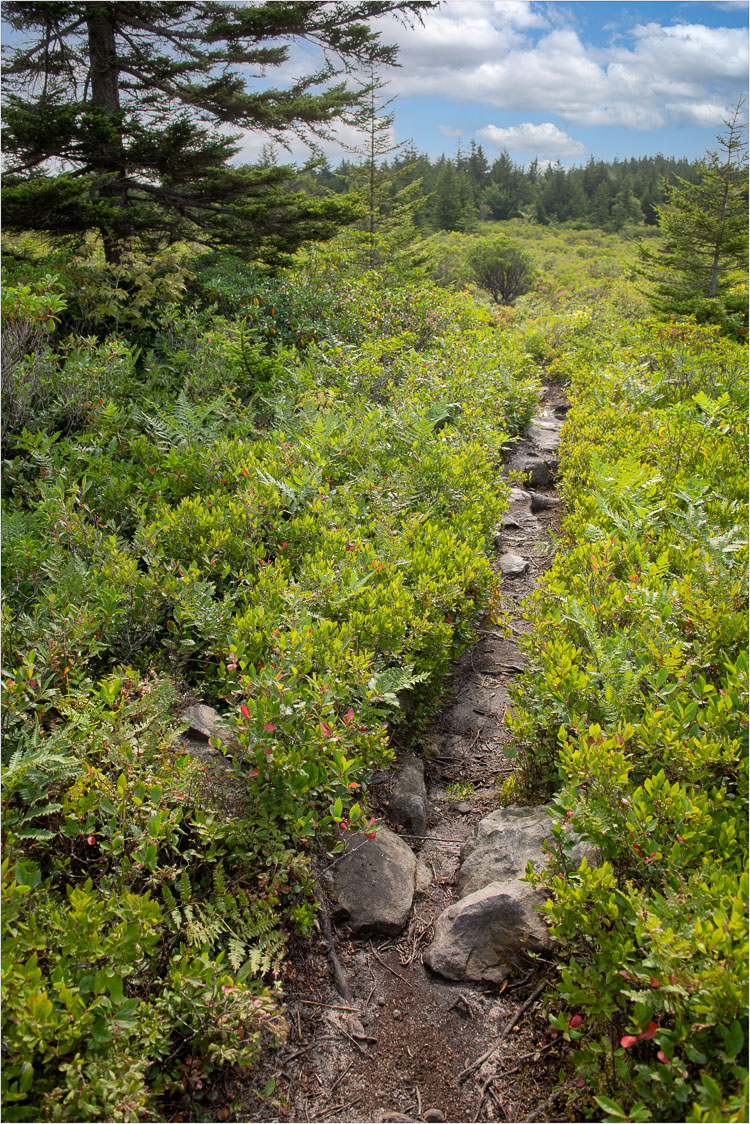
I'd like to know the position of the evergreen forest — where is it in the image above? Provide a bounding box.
[2,4,747,1123]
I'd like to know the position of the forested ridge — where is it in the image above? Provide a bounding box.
[304,146,703,233]
[2,4,748,1122]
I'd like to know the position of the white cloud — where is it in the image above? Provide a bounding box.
[477,121,585,157]
[438,125,465,137]
[376,5,748,131]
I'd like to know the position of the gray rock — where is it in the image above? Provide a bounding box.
[455,801,472,815]
[527,420,562,453]
[424,879,552,983]
[500,487,536,530]
[330,827,416,935]
[522,459,559,488]
[530,492,560,514]
[457,805,599,897]
[180,703,234,746]
[498,552,530,577]
[415,859,433,893]
[389,754,428,835]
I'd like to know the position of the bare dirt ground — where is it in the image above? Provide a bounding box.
[233,385,578,1124]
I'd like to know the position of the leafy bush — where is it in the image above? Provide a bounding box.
[467,235,535,305]
[1,239,539,1118]
[510,314,748,1122]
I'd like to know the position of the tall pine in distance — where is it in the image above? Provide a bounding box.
[637,100,749,335]
[2,1,432,265]
[344,64,426,269]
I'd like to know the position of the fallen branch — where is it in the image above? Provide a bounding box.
[326,1060,354,1098]
[458,979,549,1082]
[292,998,360,1013]
[316,893,352,1001]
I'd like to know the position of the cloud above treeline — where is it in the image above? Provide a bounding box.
[378,0,747,130]
[477,121,586,158]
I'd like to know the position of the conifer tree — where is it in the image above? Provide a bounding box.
[637,101,748,327]
[2,1,430,264]
[346,66,424,268]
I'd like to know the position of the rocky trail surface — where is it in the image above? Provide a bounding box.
[238,387,575,1124]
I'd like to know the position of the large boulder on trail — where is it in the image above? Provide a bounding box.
[424,879,552,983]
[329,827,416,935]
[457,805,599,898]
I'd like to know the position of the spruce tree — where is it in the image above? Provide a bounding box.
[346,65,424,268]
[2,1,430,264]
[637,102,748,328]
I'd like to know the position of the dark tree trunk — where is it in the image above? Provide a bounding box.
[85,5,127,263]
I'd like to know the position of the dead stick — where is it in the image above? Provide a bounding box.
[313,1097,361,1120]
[372,946,411,985]
[292,998,360,1013]
[326,1060,354,1098]
[458,979,548,1082]
[473,1076,495,1122]
[317,895,352,1001]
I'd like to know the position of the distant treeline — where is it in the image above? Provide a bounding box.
[303,143,701,233]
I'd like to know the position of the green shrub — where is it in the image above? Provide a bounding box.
[511,314,748,1121]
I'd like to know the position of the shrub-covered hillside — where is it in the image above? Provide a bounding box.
[2,220,747,1123]
[1,235,539,1121]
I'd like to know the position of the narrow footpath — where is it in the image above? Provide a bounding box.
[239,385,572,1124]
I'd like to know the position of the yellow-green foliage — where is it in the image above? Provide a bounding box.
[1,240,539,1120]
[511,303,748,1121]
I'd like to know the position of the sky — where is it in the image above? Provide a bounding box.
[2,1,747,172]
[240,0,750,169]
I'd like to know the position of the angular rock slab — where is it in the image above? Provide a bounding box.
[330,827,416,935]
[527,420,562,453]
[457,805,599,898]
[498,552,530,577]
[178,703,236,764]
[424,879,552,983]
[180,703,234,745]
[388,754,428,835]
[521,458,559,489]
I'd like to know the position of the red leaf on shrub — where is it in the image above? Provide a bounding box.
[640,1022,658,1041]
[239,705,251,719]
[249,768,259,778]
[570,1015,582,1028]
[621,1035,639,1049]
[263,722,276,732]
[320,722,332,737]
[343,707,355,724]
[649,977,660,988]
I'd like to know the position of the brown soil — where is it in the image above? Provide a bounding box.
[231,385,579,1124]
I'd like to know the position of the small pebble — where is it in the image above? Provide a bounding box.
[376,994,386,1006]
[393,1008,402,1021]
[424,1112,445,1122]
[455,801,472,814]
